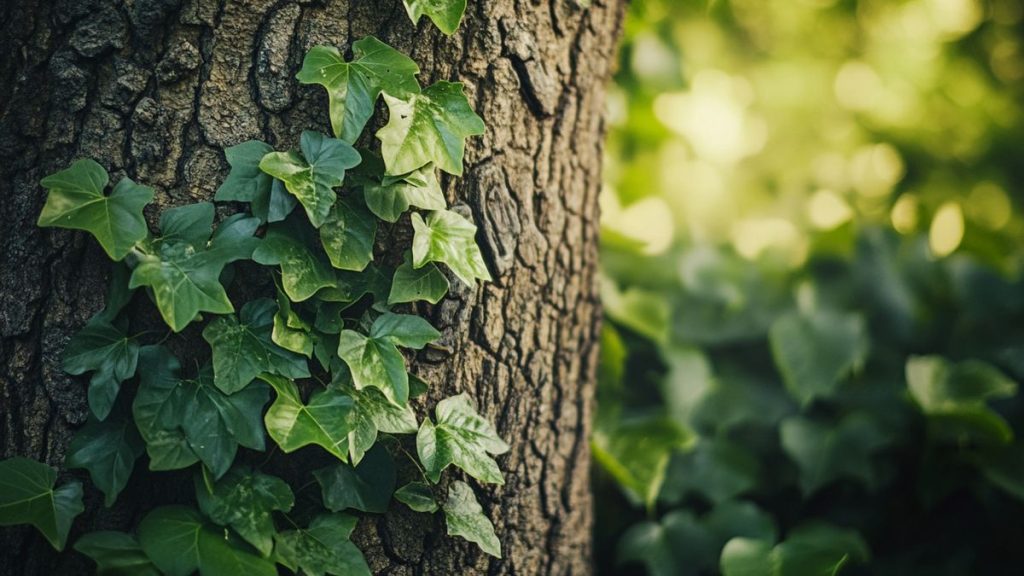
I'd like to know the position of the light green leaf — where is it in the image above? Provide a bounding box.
[336,329,409,406]
[252,216,336,302]
[195,466,294,557]
[720,523,870,576]
[296,38,420,142]
[358,159,446,223]
[315,445,396,513]
[320,193,376,271]
[389,255,449,304]
[260,374,355,461]
[75,531,160,576]
[377,81,485,176]
[443,481,501,558]
[138,506,276,576]
[203,298,310,394]
[63,317,139,421]
[411,210,491,286]
[272,286,313,357]
[780,414,888,496]
[402,0,467,35]
[38,159,154,260]
[273,514,370,576]
[416,393,509,484]
[371,312,441,349]
[333,380,418,464]
[394,481,438,513]
[0,458,84,551]
[259,131,361,228]
[593,415,693,509]
[66,417,144,507]
[769,310,868,405]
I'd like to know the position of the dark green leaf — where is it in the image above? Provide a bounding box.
[75,531,159,576]
[195,466,294,557]
[66,417,144,507]
[394,482,437,513]
[720,523,870,576]
[63,317,139,421]
[273,514,370,576]
[315,444,396,513]
[252,216,336,302]
[780,414,888,496]
[659,437,758,505]
[769,310,868,405]
[138,506,276,576]
[0,458,84,551]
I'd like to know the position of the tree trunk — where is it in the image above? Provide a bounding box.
[0,0,623,574]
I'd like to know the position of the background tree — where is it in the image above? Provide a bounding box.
[0,0,625,574]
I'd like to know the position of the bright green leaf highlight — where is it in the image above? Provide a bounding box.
[402,0,467,35]
[416,393,509,484]
[260,374,355,461]
[411,210,491,286]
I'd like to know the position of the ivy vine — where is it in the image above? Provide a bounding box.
[0,4,509,574]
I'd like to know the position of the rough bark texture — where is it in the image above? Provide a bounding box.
[0,0,623,574]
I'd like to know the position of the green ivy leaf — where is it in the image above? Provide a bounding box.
[252,215,336,302]
[592,415,693,509]
[63,316,139,421]
[416,393,509,484]
[443,480,501,558]
[411,210,491,286]
[394,481,438,513]
[129,204,260,332]
[356,156,446,223]
[203,298,311,394]
[195,466,294,557]
[780,414,888,496]
[720,523,870,576]
[769,310,868,406]
[38,159,154,260]
[659,437,759,506]
[296,38,420,142]
[320,193,376,271]
[259,131,361,228]
[272,286,314,357]
[66,417,144,507]
[215,141,297,223]
[377,81,484,176]
[260,374,355,461]
[317,265,393,307]
[402,0,467,35]
[75,531,160,576]
[138,506,276,576]
[371,311,442,348]
[0,458,84,551]
[333,380,418,464]
[315,445,396,514]
[336,313,439,406]
[389,255,449,304]
[273,514,371,576]
[132,347,198,471]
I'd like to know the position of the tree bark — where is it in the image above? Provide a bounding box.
[0,0,623,574]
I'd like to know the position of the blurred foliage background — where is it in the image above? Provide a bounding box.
[594,0,1024,574]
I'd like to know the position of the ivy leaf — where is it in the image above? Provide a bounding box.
[66,417,145,507]
[0,457,84,551]
[769,310,868,406]
[259,131,361,228]
[252,216,336,302]
[356,156,446,223]
[132,347,199,471]
[331,378,417,464]
[780,414,888,496]
[402,0,467,35]
[659,437,758,506]
[272,286,314,357]
[129,204,260,332]
[389,255,449,304]
[320,193,376,271]
[394,482,438,513]
[273,514,371,576]
[416,393,509,484]
[138,506,276,576]
[411,210,491,286]
[260,374,355,461]
[317,265,393,307]
[63,317,139,421]
[296,38,420,142]
[377,81,485,176]
[203,298,310,394]
[720,523,870,576]
[371,312,442,348]
[195,466,294,557]
[38,159,154,260]
[75,531,160,576]
[592,415,693,509]
[215,141,297,223]
[443,481,501,558]
[315,445,396,514]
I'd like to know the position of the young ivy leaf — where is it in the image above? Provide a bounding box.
[296,38,420,143]
[138,506,276,576]
[337,313,440,406]
[38,159,154,261]
[259,131,361,228]
[252,215,336,302]
[333,380,418,464]
[352,153,446,223]
[417,393,509,485]
[411,210,492,286]
[202,298,311,395]
[320,193,376,271]
[0,458,84,552]
[402,0,467,36]
[259,374,355,461]
[66,416,145,508]
[314,445,396,514]
[215,141,297,223]
[389,254,449,305]
[394,481,438,513]
[273,514,371,576]
[194,465,295,557]
[377,81,485,176]
[272,286,314,358]
[63,316,140,421]
[443,481,501,558]
[75,531,160,576]
[129,205,260,332]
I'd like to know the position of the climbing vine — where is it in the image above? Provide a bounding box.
[0,4,509,573]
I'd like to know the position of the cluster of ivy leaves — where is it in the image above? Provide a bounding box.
[0,4,516,574]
